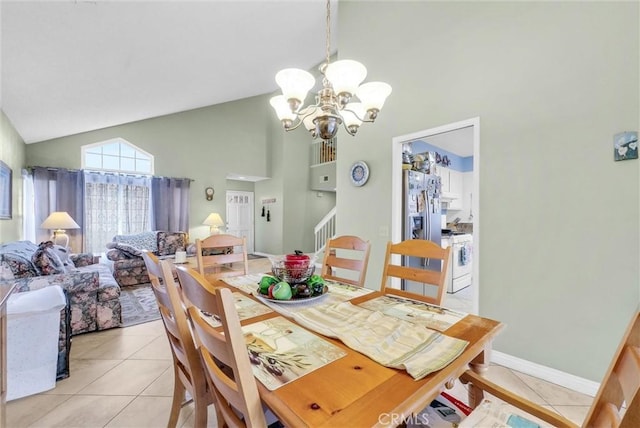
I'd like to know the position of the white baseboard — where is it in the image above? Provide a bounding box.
[251,251,272,257]
[491,351,600,397]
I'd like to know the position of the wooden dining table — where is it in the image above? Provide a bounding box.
[206,274,504,428]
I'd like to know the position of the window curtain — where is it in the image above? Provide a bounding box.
[84,171,150,254]
[32,167,84,251]
[22,169,35,243]
[150,177,190,232]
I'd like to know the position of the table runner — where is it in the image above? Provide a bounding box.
[292,302,468,380]
[358,295,467,332]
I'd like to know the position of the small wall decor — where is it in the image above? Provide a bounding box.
[0,160,12,220]
[349,161,370,187]
[614,131,638,161]
[205,186,215,201]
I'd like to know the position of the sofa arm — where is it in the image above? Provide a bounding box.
[10,269,100,295]
[71,253,95,267]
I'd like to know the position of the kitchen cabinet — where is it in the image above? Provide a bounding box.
[438,167,462,210]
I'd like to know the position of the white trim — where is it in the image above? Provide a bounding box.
[491,350,600,397]
[391,117,480,313]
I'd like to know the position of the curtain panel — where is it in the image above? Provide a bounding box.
[32,167,85,251]
[150,177,190,233]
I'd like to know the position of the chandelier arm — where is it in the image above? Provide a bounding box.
[341,119,357,136]
[340,107,375,124]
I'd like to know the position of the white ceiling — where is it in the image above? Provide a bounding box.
[1,0,338,144]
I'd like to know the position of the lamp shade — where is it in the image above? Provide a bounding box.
[270,95,297,122]
[355,81,392,111]
[325,59,367,96]
[40,212,80,230]
[202,213,224,227]
[342,102,366,129]
[275,68,315,105]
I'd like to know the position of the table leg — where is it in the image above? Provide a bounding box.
[467,345,491,408]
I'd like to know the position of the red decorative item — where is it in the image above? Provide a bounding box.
[284,250,310,270]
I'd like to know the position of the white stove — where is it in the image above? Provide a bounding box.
[441,233,473,293]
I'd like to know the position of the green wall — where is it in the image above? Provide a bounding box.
[25,94,334,253]
[336,1,639,382]
[0,110,25,243]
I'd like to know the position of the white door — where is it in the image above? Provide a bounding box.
[226,191,254,253]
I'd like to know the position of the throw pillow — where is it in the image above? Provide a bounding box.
[157,231,187,256]
[113,242,143,258]
[52,244,73,267]
[32,241,66,275]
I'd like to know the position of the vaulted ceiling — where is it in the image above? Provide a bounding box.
[1,0,338,144]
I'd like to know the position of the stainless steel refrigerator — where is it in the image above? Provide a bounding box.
[401,169,442,293]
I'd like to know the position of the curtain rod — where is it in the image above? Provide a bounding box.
[26,166,194,182]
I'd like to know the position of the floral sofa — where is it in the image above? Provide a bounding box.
[105,231,189,287]
[0,240,122,379]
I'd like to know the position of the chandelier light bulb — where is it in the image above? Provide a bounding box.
[355,81,393,118]
[270,95,297,127]
[275,68,315,110]
[325,59,367,102]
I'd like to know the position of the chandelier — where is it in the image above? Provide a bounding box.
[270,0,392,141]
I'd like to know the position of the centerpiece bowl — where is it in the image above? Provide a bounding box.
[269,252,316,284]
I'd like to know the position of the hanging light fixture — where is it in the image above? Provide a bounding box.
[270,0,392,141]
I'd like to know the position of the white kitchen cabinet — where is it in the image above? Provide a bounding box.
[439,167,462,210]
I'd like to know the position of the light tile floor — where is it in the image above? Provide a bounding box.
[7,258,593,427]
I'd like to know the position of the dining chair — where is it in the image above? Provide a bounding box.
[195,233,249,280]
[379,239,452,306]
[458,308,640,428]
[140,252,213,428]
[321,235,371,287]
[175,265,269,428]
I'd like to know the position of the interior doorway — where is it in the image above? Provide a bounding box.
[391,117,480,314]
[225,190,255,254]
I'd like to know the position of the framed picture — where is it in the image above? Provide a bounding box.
[614,131,638,161]
[0,160,12,220]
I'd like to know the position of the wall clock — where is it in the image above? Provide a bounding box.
[205,187,215,201]
[349,161,370,187]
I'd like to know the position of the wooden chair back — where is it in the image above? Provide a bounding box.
[175,266,268,428]
[379,239,451,306]
[140,252,211,428]
[460,309,640,428]
[583,309,640,427]
[195,233,249,280]
[321,235,371,287]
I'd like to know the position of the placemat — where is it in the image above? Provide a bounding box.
[242,316,347,390]
[358,295,467,332]
[202,292,273,328]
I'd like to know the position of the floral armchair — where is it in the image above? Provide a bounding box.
[105,231,189,287]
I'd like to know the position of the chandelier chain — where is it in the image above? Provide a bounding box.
[325,0,331,67]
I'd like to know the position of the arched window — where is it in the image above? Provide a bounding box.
[81,138,153,174]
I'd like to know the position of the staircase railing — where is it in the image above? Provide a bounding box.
[310,138,337,166]
[314,206,336,253]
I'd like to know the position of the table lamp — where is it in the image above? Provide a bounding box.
[40,211,80,248]
[203,212,224,235]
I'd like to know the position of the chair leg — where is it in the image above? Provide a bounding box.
[192,394,209,428]
[168,373,186,428]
